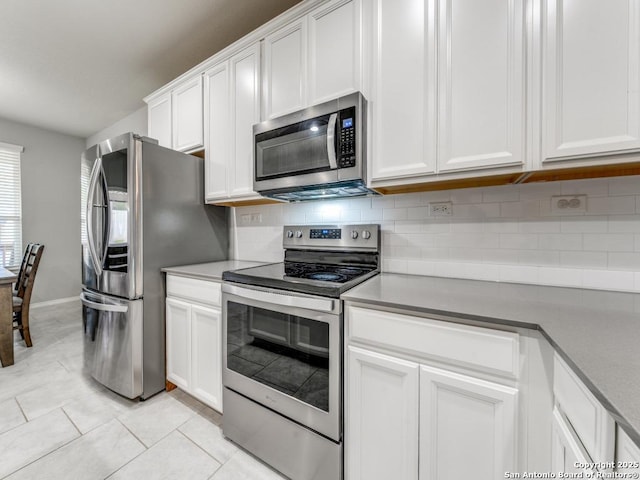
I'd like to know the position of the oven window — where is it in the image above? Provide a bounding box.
[226,301,330,412]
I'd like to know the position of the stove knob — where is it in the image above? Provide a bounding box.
[351,230,358,239]
[295,230,303,238]
[362,230,371,240]
[286,230,294,238]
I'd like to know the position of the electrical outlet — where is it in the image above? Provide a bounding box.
[430,201,452,217]
[240,213,262,224]
[551,195,587,214]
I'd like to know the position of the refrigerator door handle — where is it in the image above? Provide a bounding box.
[80,292,128,313]
[98,163,111,268]
[86,148,103,276]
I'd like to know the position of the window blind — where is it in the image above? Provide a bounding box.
[0,141,23,269]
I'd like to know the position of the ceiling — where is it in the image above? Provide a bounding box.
[0,0,301,139]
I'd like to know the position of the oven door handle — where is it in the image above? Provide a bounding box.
[326,113,338,170]
[223,284,335,313]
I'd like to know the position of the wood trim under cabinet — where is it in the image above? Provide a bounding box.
[166,380,178,392]
[211,198,282,207]
[372,161,640,196]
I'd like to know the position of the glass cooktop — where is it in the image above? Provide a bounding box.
[222,261,379,298]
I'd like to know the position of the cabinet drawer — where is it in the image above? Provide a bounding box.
[347,306,519,378]
[553,354,614,465]
[166,275,221,307]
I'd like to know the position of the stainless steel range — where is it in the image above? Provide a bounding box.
[222,224,380,480]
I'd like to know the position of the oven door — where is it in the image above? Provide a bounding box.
[222,283,341,442]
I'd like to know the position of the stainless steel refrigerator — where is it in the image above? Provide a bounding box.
[80,132,228,399]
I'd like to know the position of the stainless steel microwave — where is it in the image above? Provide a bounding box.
[253,92,376,201]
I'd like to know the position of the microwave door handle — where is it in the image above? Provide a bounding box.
[327,113,338,170]
[86,148,103,276]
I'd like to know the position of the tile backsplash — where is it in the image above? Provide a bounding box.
[230,175,640,292]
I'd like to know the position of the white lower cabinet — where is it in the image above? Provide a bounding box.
[166,297,191,390]
[165,275,223,412]
[553,353,615,471]
[190,305,222,409]
[347,346,419,480]
[616,426,640,474]
[345,305,521,480]
[551,406,593,475]
[419,365,517,480]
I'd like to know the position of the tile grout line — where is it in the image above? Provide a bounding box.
[0,408,82,480]
[60,406,83,436]
[103,418,151,479]
[114,417,148,450]
[174,428,226,471]
[14,396,29,424]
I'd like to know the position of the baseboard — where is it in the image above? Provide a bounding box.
[30,296,79,309]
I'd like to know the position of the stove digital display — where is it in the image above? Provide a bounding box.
[310,228,341,239]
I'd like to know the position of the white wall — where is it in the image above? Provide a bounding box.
[0,117,85,302]
[232,176,640,292]
[85,106,147,148]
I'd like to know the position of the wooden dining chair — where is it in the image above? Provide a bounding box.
[13,243,44,347]
[13,243,33,295]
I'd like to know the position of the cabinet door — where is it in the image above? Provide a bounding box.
[419,364,517,480]
[436,0,525,172]
[204,62,230,201]
[229,44,261,199]
[346,346,419,480]
[172,76,204,152]
[308,0,360,105]
[147,94,172,148]
[542,0,640,161]
[263,18,307,119]
[368,0,436,182]
[616,426,640,473]
[191,305,223,412]
[166,297,191,390]
[551,407,593,475]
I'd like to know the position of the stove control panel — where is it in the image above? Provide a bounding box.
[310,228,342,239]
[283,224,380,251]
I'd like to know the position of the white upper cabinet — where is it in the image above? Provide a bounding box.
[368,0,525,183]
[229,45,261,198]
[264,0,361,119]
[203,63,230,201]
[172,76,204,152]
[308,0,360,105]
[264,19,307,119]
[147,94,172,149]
[436,0,526,172]
[204,43,261,203]
[542,0,640,162]
[146,75,204,153]
[367,0,437,181]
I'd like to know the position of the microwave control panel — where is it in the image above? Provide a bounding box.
[338,107,356,168]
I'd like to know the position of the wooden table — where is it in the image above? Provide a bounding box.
[0,267,17,367]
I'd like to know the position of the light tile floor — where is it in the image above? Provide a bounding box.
[0,300,287,479]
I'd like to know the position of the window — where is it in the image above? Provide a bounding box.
[0,141,23,269]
